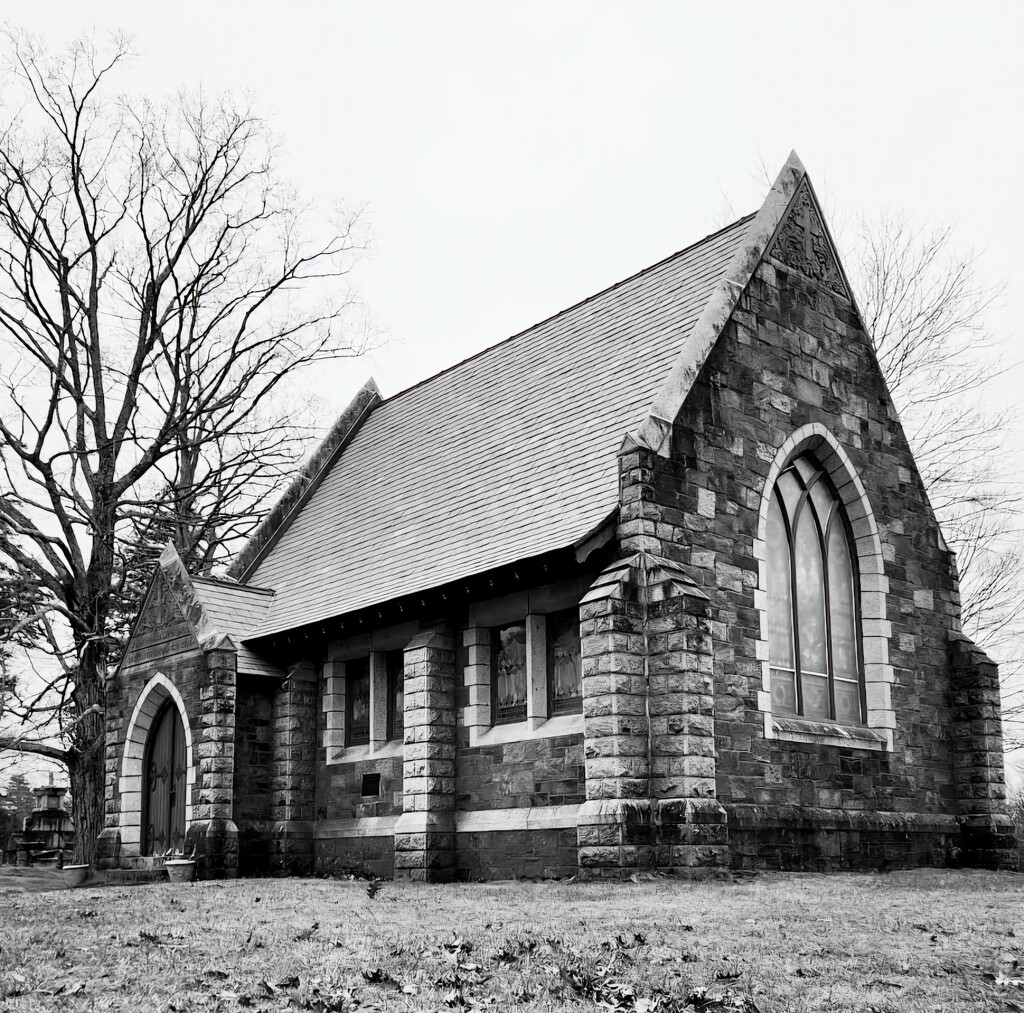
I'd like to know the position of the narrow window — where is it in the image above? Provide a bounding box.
[766,455,864,724]
[547,609,583,715]
[345,657,371,746]
[386,649,405,741]
[491,622,527,724]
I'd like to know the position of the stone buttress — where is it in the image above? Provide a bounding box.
[394,627,457,881]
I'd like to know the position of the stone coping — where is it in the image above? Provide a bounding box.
[770,715,889,752]
[315,805,583,840]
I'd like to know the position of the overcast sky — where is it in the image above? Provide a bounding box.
[5,2,1024,784]
[10,2,1024,413]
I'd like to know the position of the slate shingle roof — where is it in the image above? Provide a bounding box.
[246,214,756,639]
[190,577,278,676]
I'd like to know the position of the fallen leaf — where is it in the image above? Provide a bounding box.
[294,921,320,942]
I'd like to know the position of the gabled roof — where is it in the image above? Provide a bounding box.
[119,544,280,678]
[245,211,757,639]
[189,577,277,677]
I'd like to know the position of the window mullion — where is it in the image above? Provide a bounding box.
[821,505,836,722]
[782,491,804,717]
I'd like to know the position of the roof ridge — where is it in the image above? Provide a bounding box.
[191,574,276,595]
[381,212,757,407]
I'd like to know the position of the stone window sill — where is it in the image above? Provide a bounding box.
[769,715,889,752]
[326,738,403,766]
[469,712,583,748]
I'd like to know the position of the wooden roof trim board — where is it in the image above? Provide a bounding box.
[627,150,808,457]
[229,377,383,582]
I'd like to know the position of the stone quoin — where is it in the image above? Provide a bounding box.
[100,152,1017,880]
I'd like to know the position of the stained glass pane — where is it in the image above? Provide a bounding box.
[766,495,795,669]
[547,610,582,714]
[801,673,830,720]
[777,469,803,520]
[387,649,404,739]
[346,657,370,745]
[795,508,828,675]
[493,622,527,723]
[828,521,859,682]
[771,456,865,726]
[835,679,862,725]
[771,669,797,715]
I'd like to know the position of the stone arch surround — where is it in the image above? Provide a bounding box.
[752,422,896,750]
[118,672,196,855]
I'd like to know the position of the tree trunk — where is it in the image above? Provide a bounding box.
[68,743,104,866]
[66,649,107,865]
[70,513,115,867]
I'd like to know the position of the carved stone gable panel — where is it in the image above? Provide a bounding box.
[767,179,851,300]
[122,573,199,673]
[136,574,186,633]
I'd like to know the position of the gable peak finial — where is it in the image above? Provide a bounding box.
[158,541,181,566]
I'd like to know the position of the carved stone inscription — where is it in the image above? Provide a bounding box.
[122,574,198,672]
[767,179,851,300]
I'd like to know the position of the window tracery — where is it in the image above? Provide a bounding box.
[767,454,864,724]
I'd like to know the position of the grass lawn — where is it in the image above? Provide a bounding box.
[1,869,1022,1012]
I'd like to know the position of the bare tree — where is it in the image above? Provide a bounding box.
[848,213,1024,745]
[0,31,367,862]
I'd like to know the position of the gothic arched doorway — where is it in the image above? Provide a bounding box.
[143,701,187,855]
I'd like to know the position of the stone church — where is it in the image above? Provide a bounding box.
[98,152,1017,880]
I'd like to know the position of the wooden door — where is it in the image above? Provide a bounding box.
[143,702,187,855]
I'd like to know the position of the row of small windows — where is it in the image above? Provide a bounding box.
[491,608,583,724]
[337,453,866,743]
[339,609,584,748]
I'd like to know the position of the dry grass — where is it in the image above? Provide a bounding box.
[0,869,1022,1011]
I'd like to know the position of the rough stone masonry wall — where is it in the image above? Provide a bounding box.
[457,828,580,881]
[233,679,275,875]
[455,732,585,812]
[575,553,725,878]
[317,833,397,880]
[185,644,239,878]
[268,664,318,875]
[394,627,457,881]
[454,703,584,879]
[314,752,403,880]
[949,632,1017,867]
[637,250,1003,869]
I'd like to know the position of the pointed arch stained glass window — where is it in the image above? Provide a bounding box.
[766,455,865,725]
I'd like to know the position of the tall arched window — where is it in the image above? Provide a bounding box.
[766,454,864,724]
